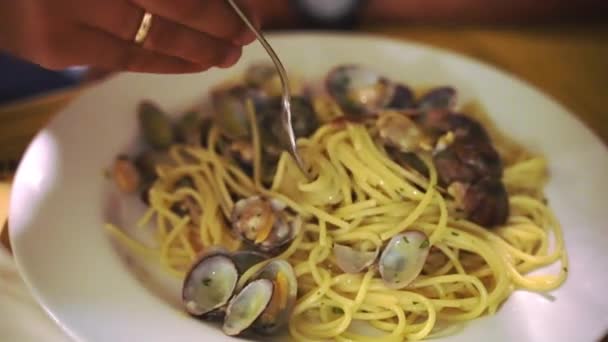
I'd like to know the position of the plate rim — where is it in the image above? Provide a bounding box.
[8,31,608,342]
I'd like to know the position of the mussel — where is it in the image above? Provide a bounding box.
[231,196,300,253]
[182,251,239,318]
[379,231,431,289]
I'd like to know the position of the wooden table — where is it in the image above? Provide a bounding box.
[1,25,607,249]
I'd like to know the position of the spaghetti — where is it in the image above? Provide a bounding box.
[106,65,568,341]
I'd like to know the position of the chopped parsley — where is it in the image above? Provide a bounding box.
[202,278,212,286]
[419,239,430,249]
[451,232,460,236]
[402,236,410,244]
[332,307,344,314]
[563,267,568,273]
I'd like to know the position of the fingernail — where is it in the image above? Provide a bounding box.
[219,47,242,68]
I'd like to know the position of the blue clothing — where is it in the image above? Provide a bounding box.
[0,53,84,105]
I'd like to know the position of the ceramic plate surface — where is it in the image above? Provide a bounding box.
[9,33,608,342]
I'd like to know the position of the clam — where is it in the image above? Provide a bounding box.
[251,260,298,334]
[244,63,277,89]
[262,96,319,147]
[386,148,429,177]
[199,117,213,147]
[138,101,174,149]
[228,140,255,166]
[231,196,300,253]
[244,63,303,96]
[212,86,266,140]
[171,195,201,221]
[134,149,173,184]
[333,244,379,274]
[376,112,430,153]
[223,279,274,336]
[173,175,195,190]
[417,87,457,111]
[174,111,212,147]
[386,84,415,110]
[379,231,431,289]
[112,156,140,194]
[415,109,453,135]
[232,250,268,274]
[182,251,239,318]
[326,65,395,115]
[415,111,490,145]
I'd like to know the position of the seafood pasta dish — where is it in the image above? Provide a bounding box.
[106,64,568,341]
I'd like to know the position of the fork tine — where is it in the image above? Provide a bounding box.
[225,0,310,179]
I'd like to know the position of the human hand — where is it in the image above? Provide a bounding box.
[0,0,260,73]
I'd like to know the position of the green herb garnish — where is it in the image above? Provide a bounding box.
[202,278,212,286]
[332,307,344,314]
[419,239,430,249]
[402,236,410,244]
[451,232,459,236]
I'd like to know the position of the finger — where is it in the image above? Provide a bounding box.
[51,25,207,74]
[131,0,258,45]
[141,14,242,67]
[71,0,143,42]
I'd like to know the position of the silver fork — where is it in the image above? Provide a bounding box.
[225,0,310,179]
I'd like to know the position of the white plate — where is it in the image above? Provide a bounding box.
[9,33,608,342]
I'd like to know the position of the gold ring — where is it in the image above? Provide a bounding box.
[134,12,153,44]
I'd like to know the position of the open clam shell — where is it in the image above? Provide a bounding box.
[182,252,239,318]
[222,279,274,336]
[379,231,431,289]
